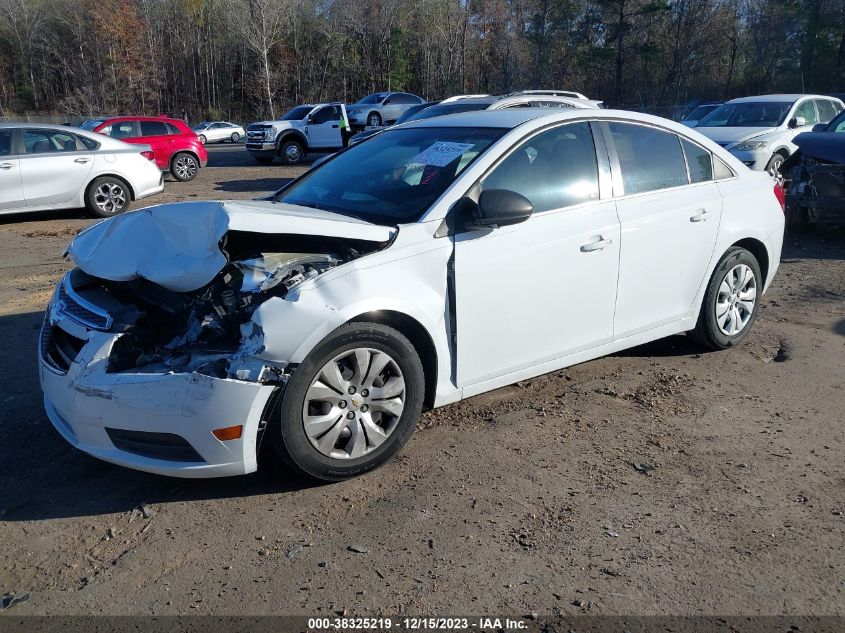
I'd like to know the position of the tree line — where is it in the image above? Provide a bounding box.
[1,0,843,123]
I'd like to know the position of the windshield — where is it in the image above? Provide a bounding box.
[698,102,791,128]
[683,105,717,121]
[406,102,489,123]
[356,93,388,105]
[281,106,313,121]
[80,119,105,130]
[275,127,505,225]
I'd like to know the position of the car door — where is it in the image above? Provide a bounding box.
[605,121,723,339]
[208,123,226,142]
[382,94,404,122]
[138,120,176,168]
[305,106,342,149]
[18,128,95,207]
[0,129,24,211]
[454,121,620,387]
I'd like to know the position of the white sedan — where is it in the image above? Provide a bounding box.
[192,121,246,144]
[40,109,784,480]
[0,124,163,218]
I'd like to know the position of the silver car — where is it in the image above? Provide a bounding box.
[0,123,164,218]
[192,121,246,144]
[346,92,425,128]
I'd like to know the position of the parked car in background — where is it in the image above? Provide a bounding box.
[39,108,783,480]
[680,102,722,127]
[348,101,439,146]
[0,123,163,217]
[783,109,845,232]
[695,94,844,176]
[514,89,604,108]
[81,116,208,182]
[192,121,246,144]
[245,103,349,165]
[346,92,425,128]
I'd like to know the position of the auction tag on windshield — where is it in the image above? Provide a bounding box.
[410,142,475,167]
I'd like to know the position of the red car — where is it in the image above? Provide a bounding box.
[81,116,208,182]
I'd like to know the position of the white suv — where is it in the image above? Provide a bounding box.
[695,94,844,176]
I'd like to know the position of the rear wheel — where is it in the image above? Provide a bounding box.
[85,176,131,218]
[279,139,305,165]
[230,132,240,143]
[690,247,762,350]
[170,152,199,181]
[273,323,424,481]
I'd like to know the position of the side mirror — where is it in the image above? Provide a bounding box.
[812,123,827,132]
[470,189,533,229]
[788,116,806,129]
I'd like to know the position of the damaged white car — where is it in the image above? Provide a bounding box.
[40,109,785,480]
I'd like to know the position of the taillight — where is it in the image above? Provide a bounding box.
[141,151,155,161]
[773,182,786,212]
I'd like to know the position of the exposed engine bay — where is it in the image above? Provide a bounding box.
[783,133,845,230]
[75,231,387,380]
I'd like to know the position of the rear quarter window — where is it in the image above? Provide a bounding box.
[680,138,713,183]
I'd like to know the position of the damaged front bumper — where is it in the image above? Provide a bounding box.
[39,283,279,478]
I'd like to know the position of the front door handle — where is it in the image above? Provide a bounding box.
[74,157,91,164]
[690,209,709,222]
[580,236,612,252]
[0,162,13,170]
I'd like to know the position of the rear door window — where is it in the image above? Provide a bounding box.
[140,121,169,136]
[22,129,81,154]
[680,138,713,183]
[608,122,689,194]
[0,130,11,156]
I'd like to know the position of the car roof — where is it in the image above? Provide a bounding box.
[96,115,186,124]
[726,94,832,104]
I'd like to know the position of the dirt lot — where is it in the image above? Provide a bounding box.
[0,144,843,617]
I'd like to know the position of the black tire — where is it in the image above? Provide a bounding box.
[279,139,306,165]
[273,322,425,481]
[255,156,274,165]
[230,132,240,143]
[85,176,132,218]
[367,112,382,127]
[690,247,762,350]
[765,153,785,178]
[170,152,199,181]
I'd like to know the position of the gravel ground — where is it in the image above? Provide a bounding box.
[0,145,843,616]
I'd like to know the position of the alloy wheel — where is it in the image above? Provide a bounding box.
[767,155,784,178]
[302,348,405,460]
[174,155,197,180]
[368,113,381,127]
[715,264,757,336]
[93,182,127,214]
[231,132,240,142]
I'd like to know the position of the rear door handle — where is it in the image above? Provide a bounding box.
[690,209,709,222]
[74,157,91,164]
[580,236,612,252]
[0,162,13,170]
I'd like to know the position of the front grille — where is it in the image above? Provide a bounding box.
[40,321,85,373]
[105,428,205,463]
[57,275,112,330]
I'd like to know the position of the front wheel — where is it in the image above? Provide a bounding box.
[367,112,382,127]
[273,323,425,481]
[197,134,207,145]
[765,153,785,179]
[170,152,199,181]
[690,247,762,350]
[279,139,305,165]
[85,176,132,218]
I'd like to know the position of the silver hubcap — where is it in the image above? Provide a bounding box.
[94,182,126,214]
[716,264,757,336]
[231,133,239,142]
[174,155,197,179]
[285,144,301,162]
[198,135,206,144]
[303,348,405,460]
[368,114,380,127]
[767,156,783,177]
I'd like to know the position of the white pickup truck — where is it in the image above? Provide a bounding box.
[245,103,349,165]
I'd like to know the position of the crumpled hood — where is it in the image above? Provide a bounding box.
[792,132,845,164]
[66,200,395,292]
[696,126,773,147]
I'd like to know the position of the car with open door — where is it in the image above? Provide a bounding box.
[245,103,350,165]
[41,109,784,480]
